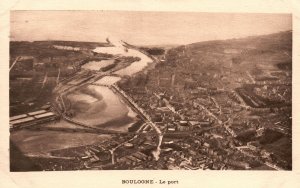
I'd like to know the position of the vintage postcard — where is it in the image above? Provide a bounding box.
[9,10,292,171]
[1,0,300,188]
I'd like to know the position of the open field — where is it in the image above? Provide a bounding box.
[10,129,111,155]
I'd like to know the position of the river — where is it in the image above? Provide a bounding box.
[12,38,162,159]
[93,39,162,159]
[82,59,115,71]
[93,38,153,76]
[66,85,137,131]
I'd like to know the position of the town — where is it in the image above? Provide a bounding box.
[10,31,292,171]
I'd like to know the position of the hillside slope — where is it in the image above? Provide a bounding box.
[119,31,292,170]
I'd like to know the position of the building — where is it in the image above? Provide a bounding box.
[247,141,261,151]
[28,110,47,116]
[198,121,211,128]
[10,117,35,129]
[227,160,251,169]
[167,127,176,132]
[203,142,210,148]
[34,112,57,120]
[10,114,28,121]
[132,152,148,161]
[9,110,58,131]
[177,121,189,131]
[124,143,134,149]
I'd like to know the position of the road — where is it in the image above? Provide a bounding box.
[111,81,163,160]
[9,56,20,72]
[111,84,161,135]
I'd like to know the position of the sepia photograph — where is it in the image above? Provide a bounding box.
[9,10,292,171]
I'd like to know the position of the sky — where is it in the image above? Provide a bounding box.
[10,11,292,45]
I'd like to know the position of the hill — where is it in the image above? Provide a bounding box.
[119,30,292,170]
